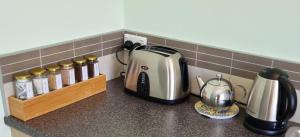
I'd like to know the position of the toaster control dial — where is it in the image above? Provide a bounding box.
[137,72,150,97]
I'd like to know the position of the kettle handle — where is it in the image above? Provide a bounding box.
[277,76,297,121]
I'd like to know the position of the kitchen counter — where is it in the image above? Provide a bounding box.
[4,78,300,137]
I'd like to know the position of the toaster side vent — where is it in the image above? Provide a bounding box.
[137,72,150,97]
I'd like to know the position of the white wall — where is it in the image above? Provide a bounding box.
[125,0,300,62]
[0,0,124,56]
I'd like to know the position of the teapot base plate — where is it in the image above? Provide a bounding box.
[194,100,239,119]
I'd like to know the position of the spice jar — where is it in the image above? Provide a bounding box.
[73,58,88,82]
[46,65,63,91]
[30,68,50,95]
[59,60,76,86]
[15,72,34,100]
[84,55,100,78]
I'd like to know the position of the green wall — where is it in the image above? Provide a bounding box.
[0,0,124,56]
[125,0,300,62]
[0,0,124,136]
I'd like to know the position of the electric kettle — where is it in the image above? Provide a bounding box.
[244,68,297,136]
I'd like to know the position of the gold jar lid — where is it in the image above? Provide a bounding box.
[15,72,31,80]
[84,55,97,61]
[46,64,60,72]
[59,60,73,69]
[30,67,47,76]
[73,58,87,65]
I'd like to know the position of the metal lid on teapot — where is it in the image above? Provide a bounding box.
[207,74,230,87]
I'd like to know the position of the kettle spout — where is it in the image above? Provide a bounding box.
[196,76,205,89]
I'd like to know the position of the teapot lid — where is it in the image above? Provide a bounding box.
[207,74,230,87]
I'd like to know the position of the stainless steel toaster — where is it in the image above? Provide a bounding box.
[124,46,190,104]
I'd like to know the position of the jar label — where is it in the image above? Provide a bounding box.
[16,81,34,99]
[33,78,49,94]
[33,79,44,95]
[82,65,88,81]
[61,70,68,85]
[42,78,49,94]
[69,69,76,85]
[55,74,63,89]
[26,82,34,99]
[94,63,100,77]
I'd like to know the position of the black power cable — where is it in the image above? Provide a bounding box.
[115,40,143,66]
[115,47,127,65]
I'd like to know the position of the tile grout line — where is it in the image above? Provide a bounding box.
[165,45,197,54]
[197,51,232,60]
[285,69,300,75]
[100,35,104,57]
[271,60,274,68]
[39,49,42,67]
[103,45,122,55]
[197,58,259,75]
[103,44,122,50]
[148,42,165,46]
[230,52,234,75]
[41,49,74,58]
[185,57,196,61]
[0,57,41,67]
[102,37,123,44]
[290,79,300,83]
[41,56,75,68]
[197,59,231,68]
[74,50,102,58]
[74,42,102,50]
[231,67,258,74]
[3,65,41,76]
[232,59,271,68]
[72,40,76,58]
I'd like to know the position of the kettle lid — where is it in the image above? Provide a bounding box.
[259,68,289,80]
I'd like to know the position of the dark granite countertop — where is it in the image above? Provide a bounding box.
[4,78,300,137]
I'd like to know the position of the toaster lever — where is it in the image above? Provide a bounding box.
[179,57,189,92]
[137,72,150,97]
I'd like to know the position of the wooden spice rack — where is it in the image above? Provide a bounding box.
[8,74,106,121]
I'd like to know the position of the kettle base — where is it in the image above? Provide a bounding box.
[124,88,189,105]
[244,114,287,136]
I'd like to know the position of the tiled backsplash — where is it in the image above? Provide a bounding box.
[1,29,300,90]
[0,30,124,83]
[1,29,300,122]
[126,30,300,90]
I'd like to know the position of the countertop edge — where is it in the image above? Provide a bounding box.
[4,117,47,137]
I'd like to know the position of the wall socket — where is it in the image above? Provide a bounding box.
[124,34,147,45]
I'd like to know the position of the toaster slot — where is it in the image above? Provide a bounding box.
[137,72,150,97]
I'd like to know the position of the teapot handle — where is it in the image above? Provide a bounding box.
[233,84,247,100]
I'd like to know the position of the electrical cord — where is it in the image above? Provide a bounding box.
[115,47,127,65]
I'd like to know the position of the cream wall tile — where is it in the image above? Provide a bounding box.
[290,90,300,123]
[3,82,14,115]
[98,54,124,81]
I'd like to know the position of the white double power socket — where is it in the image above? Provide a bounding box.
[124,34,147,46]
